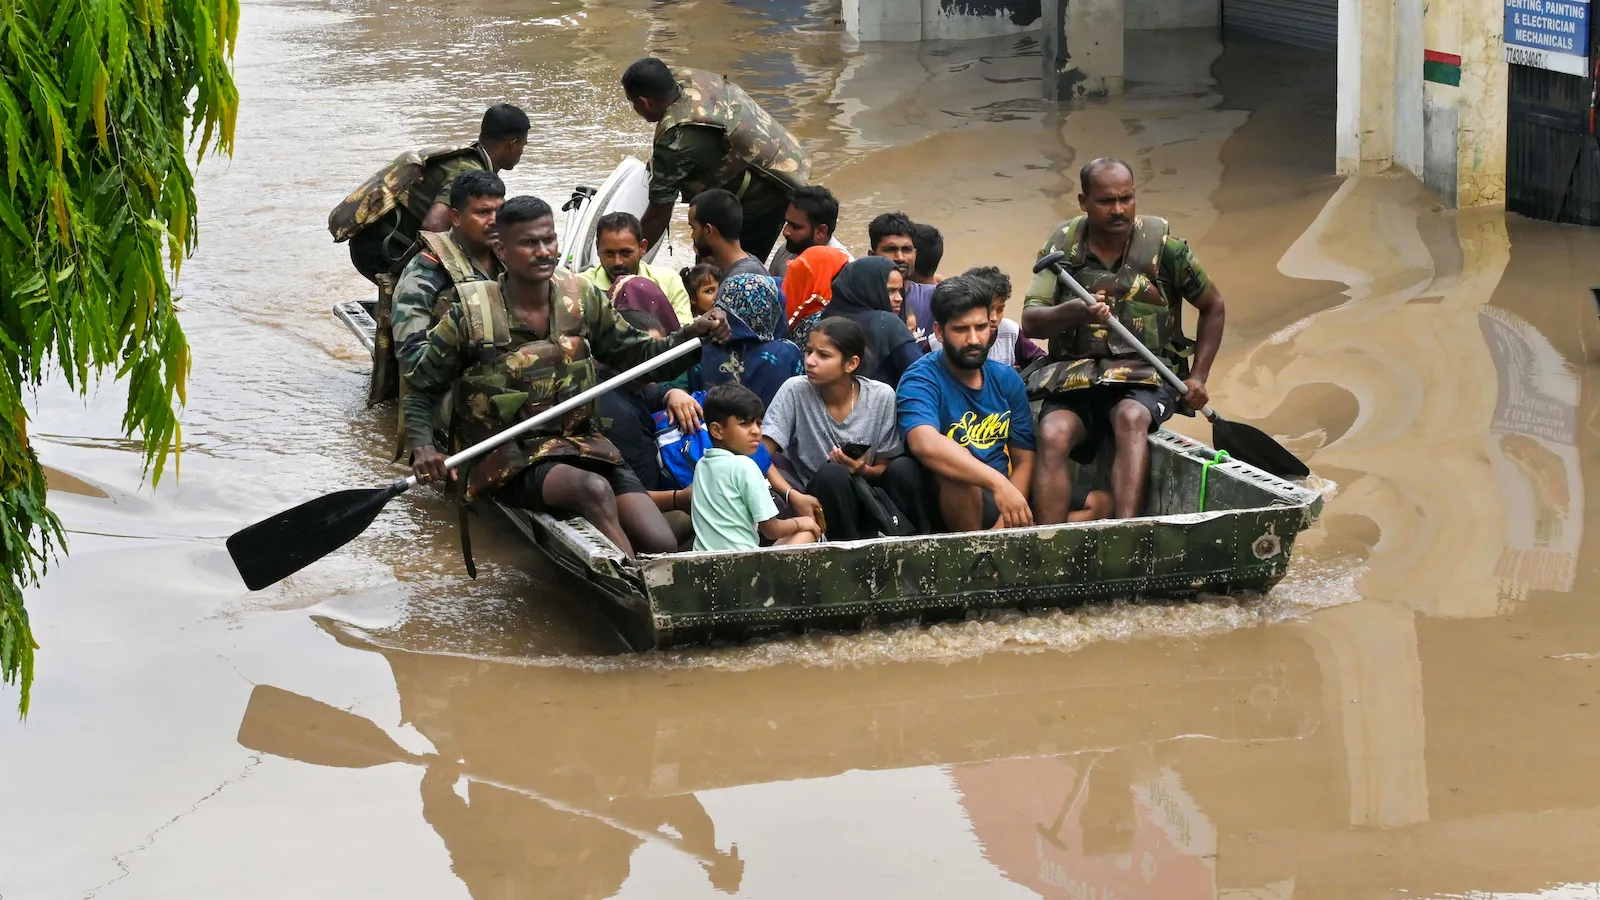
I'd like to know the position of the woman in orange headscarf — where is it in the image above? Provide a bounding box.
[782,245,851,349]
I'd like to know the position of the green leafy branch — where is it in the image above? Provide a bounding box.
[0,0,238,716]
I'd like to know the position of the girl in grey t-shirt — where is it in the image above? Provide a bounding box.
[761,319,925,540]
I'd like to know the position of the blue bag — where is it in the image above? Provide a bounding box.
[653,391,772,489]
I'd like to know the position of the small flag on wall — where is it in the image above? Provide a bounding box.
[1425,50,1463,86]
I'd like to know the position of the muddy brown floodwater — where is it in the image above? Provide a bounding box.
[5,1,1600,897]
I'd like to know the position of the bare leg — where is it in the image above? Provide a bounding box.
[936,475,987,532]
[774,530,817,546]
[539,464,633,556]
[1068,489,1115,522]
[616,492,678,555]
[1108,399,1154,519]
[1034,408,1089,525]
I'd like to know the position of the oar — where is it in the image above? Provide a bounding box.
[227,337,704,590]
[236,684,713,861]
[1032,252,1310,478]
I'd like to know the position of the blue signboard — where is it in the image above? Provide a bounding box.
[1504,0,1591,75]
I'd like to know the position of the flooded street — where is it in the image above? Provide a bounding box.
[6,0,1600,896]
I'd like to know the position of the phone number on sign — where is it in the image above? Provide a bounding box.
[1503,43,1588,73]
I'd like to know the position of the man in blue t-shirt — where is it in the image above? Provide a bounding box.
[896,275,1037,532]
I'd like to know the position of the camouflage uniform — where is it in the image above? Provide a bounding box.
[652,69,810,199]
[331,143,492,282]
[1021,215,1208,394]
[649,69,811,261]
[401,269,697,501]
[393,231,503,368]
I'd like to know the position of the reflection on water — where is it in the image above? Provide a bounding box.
[955,754,1218,899]
[5,0,1600,897]
[238,618,1318,897]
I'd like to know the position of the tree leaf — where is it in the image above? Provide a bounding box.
[0,0,235,716]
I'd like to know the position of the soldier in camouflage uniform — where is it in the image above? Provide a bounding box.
[335,104,530,284]
[404,196,731,558]
[385,170,505,454]
[621,57,810,264]
[1020,157,1226,522]
[392,170,507,370]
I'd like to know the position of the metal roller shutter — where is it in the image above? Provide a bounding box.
[1223,0,1338,50]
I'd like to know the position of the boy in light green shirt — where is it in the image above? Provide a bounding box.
[691,383,821,551]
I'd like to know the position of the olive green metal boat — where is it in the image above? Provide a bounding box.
[335,294,1321,651]
[508,427,1322,650]
[333,161,1322,651]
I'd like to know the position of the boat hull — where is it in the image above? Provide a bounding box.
[517,428,1320,650]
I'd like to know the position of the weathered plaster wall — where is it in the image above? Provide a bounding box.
[1338,0,1508,207]
[1126,0,1218,30]
[844,0,1042,41]
[1454,0,1508,205]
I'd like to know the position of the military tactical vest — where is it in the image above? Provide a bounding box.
[418,231,496,318]
[1026,216,1191,396]
[327,143,490,242]
[452,270,622,500]
[655,69,811,200]
[387,231,498,459]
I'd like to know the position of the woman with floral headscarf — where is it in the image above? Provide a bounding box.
[683,271,802,407]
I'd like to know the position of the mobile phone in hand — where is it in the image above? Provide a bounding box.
[842,442,870,460]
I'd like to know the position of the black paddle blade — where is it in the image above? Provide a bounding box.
[227,482,407,590]
[1210,415,1311,479]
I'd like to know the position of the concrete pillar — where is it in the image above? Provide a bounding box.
[1393,0,1425,176]
[1042,0,1125,101]
[1337,0,1507,205]
[842,0,923,42]
[1336,0,1396,174]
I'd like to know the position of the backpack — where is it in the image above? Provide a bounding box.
[327,144,482,242]
[851,476,915,537]
[652,391,773,489]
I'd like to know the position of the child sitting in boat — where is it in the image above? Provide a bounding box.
[691,383,821,551]
[761,318,926,540]
[681,263,721,317]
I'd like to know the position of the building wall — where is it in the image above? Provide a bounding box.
[1337,0,1508,207]
[1126,0,1218,30]
[845,0,1215,40]
[844,0,1042,41]
[1455,0,1509,205]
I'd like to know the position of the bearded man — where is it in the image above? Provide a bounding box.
[894,275,1037,533]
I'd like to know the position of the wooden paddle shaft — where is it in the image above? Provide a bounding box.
[408,336,705,487]
[1043,263,1215,419]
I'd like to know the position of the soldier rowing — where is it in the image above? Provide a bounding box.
[1021,157,1227,522]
